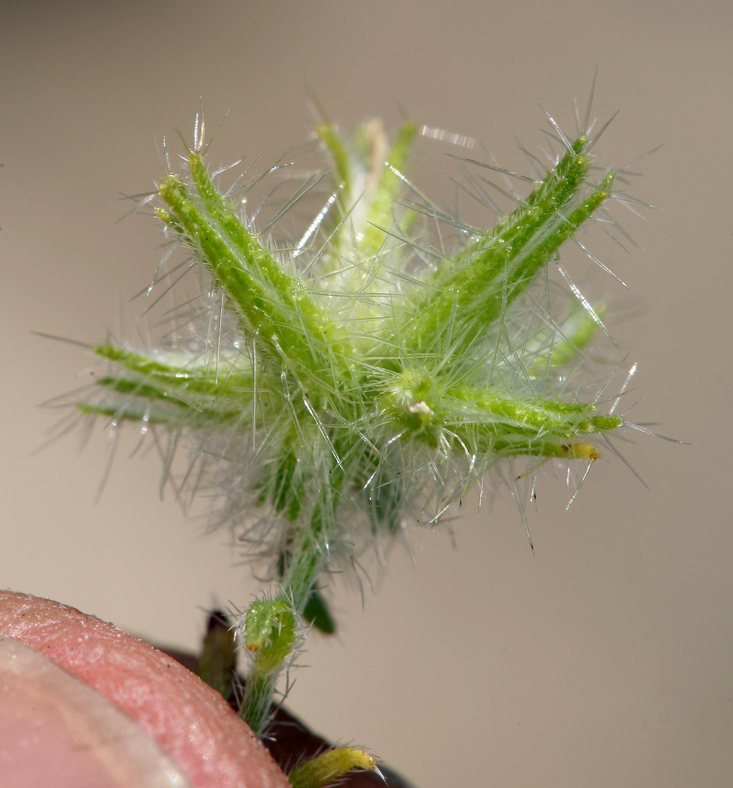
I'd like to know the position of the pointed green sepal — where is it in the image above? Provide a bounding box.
[404,136,615,357]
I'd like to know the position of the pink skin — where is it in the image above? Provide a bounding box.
[0,591,290,788]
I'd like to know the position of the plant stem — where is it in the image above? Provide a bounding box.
[240,670,281,737]
[241,474,343,735]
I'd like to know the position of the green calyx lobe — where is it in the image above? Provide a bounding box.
[157,151,353,392]
[403,136,615,357]
[383,368,622,454]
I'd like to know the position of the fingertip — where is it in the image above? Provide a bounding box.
[0,636,192,787]
[0,592,290,788]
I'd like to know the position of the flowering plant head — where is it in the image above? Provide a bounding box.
[70,93,648,749]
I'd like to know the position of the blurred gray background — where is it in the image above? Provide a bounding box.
[2,2,731,786]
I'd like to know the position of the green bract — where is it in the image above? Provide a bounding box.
[79,108,636,733]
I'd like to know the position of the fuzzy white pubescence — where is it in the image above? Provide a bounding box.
[74,109,644,614]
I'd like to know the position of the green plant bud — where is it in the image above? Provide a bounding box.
[244,599,297,676]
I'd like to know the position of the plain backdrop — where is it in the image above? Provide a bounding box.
[2,2,732,787]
